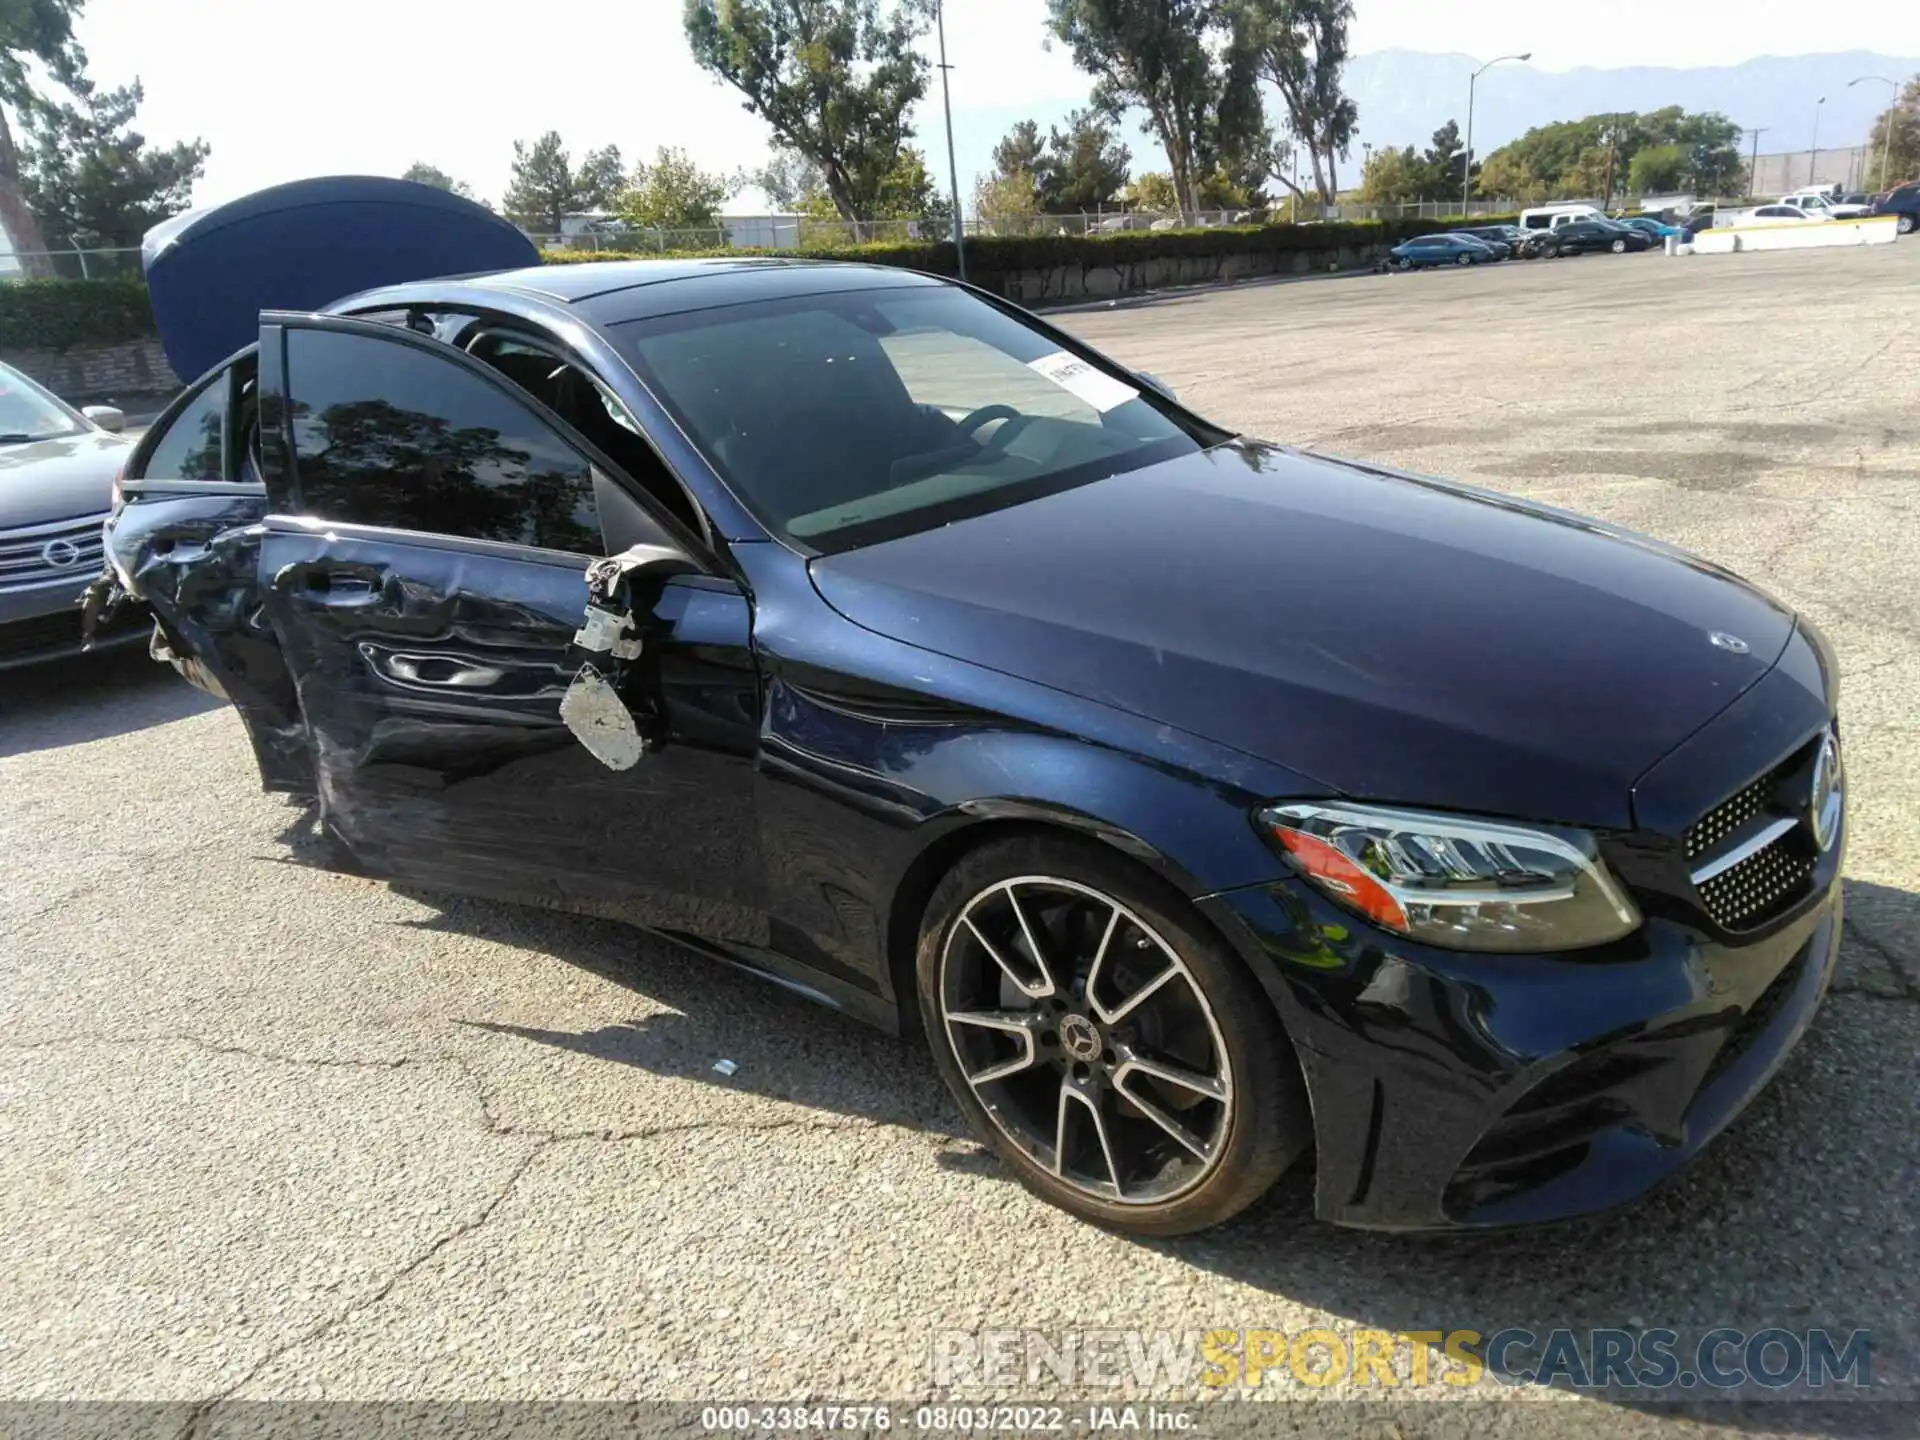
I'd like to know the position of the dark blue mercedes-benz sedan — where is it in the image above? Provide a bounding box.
[94,177,1844,1235]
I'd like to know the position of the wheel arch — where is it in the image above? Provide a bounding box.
[883,802,1267,1039]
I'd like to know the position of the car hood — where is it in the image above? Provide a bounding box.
[0,430,130,530]
[808,443,1794,831]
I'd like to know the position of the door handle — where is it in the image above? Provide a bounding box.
[270,560,386,604]
[364,647,506,690]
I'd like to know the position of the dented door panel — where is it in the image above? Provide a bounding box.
[102,489,312,792]
[256,522,765,940]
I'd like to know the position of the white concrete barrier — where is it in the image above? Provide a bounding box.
[1691,216,1901,255]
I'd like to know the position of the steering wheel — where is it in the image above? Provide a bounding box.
[954,403,1021,439]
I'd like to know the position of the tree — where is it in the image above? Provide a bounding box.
[17,74,206,248]
[502,132,623,232]
[683,0,929,221]
[1627,142,1687,196]
[401,162,478,200]
[1355,144,1423,205]
[618,145,737,230]
[0,0,86,271]
[1126,171,1180,212]
[1477,108,1746,202]
[1865,77,1920,192]
[1046,0,1225,214]
[1230,0,1357,204]
[1420,118,1469,199]
[1045,107,1131,211]
[974,168,1042,226]
[984,109,1131,214]
[873,146,949,223]
[751,149,827,210]
[576,144,627,213]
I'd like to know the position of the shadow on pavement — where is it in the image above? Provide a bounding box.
[0,642,217,758]
[269,802,1916,1424]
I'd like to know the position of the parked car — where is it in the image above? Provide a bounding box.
[1434,231,1510,260]
[1517,203,1605,235]
[1616,216,1682,243]
[1779,191,1872,220]
[1545,220,1654,255]
[99,176,1847,1237]
[1387,234,1497,268]
[1460,224,1548,258]
[1869,180,1920,235]
[0,362,148,669]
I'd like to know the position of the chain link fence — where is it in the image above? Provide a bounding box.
[0,245,144,281]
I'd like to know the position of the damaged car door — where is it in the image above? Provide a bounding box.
[253,313,765,939]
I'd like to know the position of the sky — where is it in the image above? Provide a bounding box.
[71,0,1920,214]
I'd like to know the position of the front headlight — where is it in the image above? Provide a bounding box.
[1257,802,1641,953]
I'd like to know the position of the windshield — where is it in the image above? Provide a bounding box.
[0,366,85,442]
[612,285,1219,552]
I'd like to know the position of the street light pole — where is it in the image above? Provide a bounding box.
[1809,96,1826,188]
[1463,51,1532,213]
[935,0,966,281]
[1849,75,1899,192]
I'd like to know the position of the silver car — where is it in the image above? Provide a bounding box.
[0,363,142,668]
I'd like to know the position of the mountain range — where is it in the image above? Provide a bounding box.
[941,49,1918,204]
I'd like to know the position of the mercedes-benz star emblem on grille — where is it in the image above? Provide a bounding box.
[1809,729,1842,853]
[40,537,81,569]
[1708,631,1749,654]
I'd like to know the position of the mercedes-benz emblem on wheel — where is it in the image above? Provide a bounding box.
[40,537,81,569]
[1058,1013,1102,1062]
[1809,728,1842,852]
[1708,631,1749,654]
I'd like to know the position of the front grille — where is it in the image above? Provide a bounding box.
[1696,843,1817,930]
[0,512,107,590]
[1684,772,1773,862]
[1683,737,1826,932]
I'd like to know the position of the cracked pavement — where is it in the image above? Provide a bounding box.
[2,244,1917,1435]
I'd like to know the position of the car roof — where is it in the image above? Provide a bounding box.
[433,256,951,325]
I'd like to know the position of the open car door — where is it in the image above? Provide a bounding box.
[246,310,768,944]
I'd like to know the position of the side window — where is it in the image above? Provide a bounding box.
[137,375,227,482]
[283,327,601,557]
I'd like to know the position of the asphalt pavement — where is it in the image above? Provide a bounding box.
[1,243,1915,1434]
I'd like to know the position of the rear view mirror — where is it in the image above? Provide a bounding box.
[83,404,126,433]
[1137,372,1177,402]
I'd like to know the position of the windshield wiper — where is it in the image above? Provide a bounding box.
[0,433,42,444]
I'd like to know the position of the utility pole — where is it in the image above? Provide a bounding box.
[935,0,966,281]
[1746,126,1769,198]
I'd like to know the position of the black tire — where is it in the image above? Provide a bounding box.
[1610,238,1627,253]
[1899,214,1916,236]
[916,834,1311,1235]
[1455,251,1473,266]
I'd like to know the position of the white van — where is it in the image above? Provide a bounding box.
[1517,204,1605,233]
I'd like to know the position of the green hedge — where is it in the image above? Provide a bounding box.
[543,216,1524,281]
[0,216,1521,353]
[0,277,156,352]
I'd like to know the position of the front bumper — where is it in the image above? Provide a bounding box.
[0,574,148,669]
[1201,869,1840,1231]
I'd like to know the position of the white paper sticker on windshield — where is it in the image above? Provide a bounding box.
[1027,351,1139,413]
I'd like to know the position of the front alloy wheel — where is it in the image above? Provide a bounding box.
[1455,251,1473,266]
[1611,238,1628,253]
[918,837,1309,1234]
